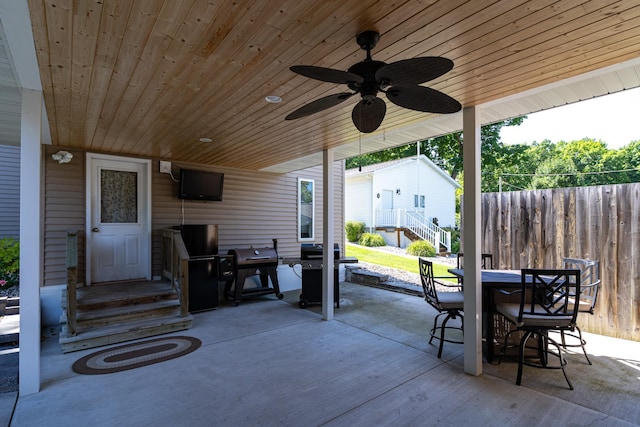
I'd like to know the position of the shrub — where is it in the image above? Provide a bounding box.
[0,237,19,289]
[406,240,436,257]
[358,233,386,247]
[345,221,366,242]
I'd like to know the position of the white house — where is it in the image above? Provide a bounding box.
[345,155,460,250]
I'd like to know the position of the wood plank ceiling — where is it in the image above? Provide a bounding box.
[27,0,640,172]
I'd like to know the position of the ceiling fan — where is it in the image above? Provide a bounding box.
[285,30,461,133]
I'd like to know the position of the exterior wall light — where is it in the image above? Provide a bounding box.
[52,150,73,164]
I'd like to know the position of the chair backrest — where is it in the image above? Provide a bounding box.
[519,269,581,327]
[562,258,600,313]
[457,253,493,269]
[419,257,440,309]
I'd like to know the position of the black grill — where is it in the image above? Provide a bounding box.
[223,247,282,305]
[300,243,340,261]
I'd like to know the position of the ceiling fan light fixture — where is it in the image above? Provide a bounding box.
[285,30,461,132]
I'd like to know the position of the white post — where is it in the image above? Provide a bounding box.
[322,149,335,320]
[19,89,43,394]
[462,106,482,376]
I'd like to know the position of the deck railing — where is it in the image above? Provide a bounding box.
[161,229,190,317]
[376,209,451,252]
[65,231,78,336]
[405,211,451,252]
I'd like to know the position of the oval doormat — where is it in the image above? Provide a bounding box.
[72,336,201,375]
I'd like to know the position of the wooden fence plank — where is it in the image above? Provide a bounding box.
[480,182,640,340]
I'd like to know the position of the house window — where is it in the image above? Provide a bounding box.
[298,178,314,241]
[414,194,425,208]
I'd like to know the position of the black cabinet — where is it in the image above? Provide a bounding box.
[300,266,339,308]
[186,257,219,312]
[176,224,219,312]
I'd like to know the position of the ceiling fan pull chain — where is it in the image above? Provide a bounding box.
[359,130,362,172]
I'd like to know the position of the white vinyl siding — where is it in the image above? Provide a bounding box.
[345,156,458,228]
[0,144,20,238]
[344,175,372,227]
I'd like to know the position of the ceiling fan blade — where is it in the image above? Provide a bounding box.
[376,57,454,86]
[386,86,461,114]
[285,92,355,120]
[352,97,386,133]
[290,65,364,85]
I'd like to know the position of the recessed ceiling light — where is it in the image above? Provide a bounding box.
[199,137,213,143]
[265,95,282,103]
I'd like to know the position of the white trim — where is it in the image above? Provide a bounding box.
[482,56,640,109]
[322,149,334,320]
[462,106,483,376]
[19,88,42,395]
[297,177,315,242]
[85,153,152,284]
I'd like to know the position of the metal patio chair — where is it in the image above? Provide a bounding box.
[496,268,581,390]
[560,258,600,364]
[419,257,464,358]
[457,253,494,269]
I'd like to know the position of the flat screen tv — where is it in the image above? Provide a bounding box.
[178,169,224,201]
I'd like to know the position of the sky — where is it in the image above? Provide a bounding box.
[499,86,640,150]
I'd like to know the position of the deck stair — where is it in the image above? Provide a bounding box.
[59,280,193,353]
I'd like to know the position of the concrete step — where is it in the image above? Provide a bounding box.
[344,266,423,297]
[0,314,19,344]
[345,266,389,285]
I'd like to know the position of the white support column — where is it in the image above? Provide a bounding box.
[462,106,482,376]
[19,89,43,395]
[322,149,335,320]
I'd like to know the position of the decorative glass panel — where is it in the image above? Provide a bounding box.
[100,169,138,223]
[298,178,314,241]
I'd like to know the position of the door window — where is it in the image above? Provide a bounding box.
[100,169,138,223]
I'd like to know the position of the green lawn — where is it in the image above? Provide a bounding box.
[345,244,456,281]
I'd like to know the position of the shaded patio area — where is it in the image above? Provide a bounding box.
[8,281,640,426]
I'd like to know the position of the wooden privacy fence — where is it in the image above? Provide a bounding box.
[478,182,639,341]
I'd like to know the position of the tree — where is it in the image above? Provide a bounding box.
[530,156,578,189]
[346,117,526,188]
[346,117,639,193]
[494,139,640,191]
[556,139,608,186]
[418,117,526,182]
[601,140,640,184]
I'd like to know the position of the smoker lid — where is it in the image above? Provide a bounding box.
[228,247,278,267]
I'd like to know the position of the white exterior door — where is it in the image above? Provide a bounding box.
[381,189,394,210]
[87,154,151,284]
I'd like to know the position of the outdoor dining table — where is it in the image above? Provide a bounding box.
[447,268,522,363]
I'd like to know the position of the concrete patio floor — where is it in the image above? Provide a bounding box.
[5,281,640,426]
